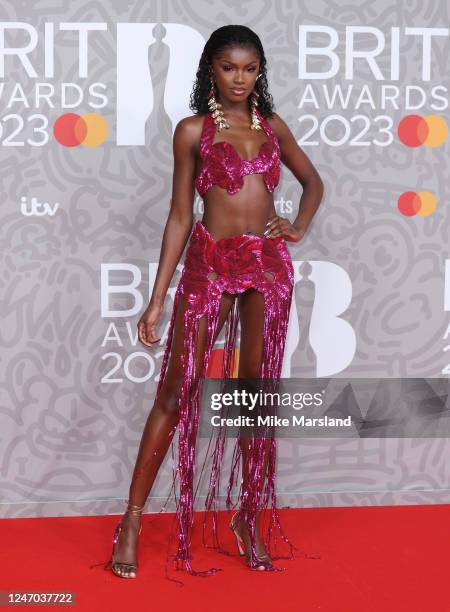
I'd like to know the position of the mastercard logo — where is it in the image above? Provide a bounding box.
[53,113,108,147]
[397,114,448,147]
[398,191,436,217]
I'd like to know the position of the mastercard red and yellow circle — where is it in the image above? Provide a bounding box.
[397,114,448,147]
[53,113,108,147]
[398,191,436,217]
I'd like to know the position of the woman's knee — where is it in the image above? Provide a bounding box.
[153,379,183,418]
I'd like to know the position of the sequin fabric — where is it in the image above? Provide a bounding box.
[156,220,296,584]
[195,108,281,197]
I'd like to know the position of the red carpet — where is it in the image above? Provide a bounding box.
[1,505,449,611]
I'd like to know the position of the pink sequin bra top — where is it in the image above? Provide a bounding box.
[195,108,281,197]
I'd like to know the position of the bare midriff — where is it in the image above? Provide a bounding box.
[198,174,277,240]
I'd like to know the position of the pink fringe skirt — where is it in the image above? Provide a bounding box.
[157,220,295,583]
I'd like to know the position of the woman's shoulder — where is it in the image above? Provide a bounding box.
[176,113,207,131]
[265,111,291,142]
[174,113,207,143]
[264,110,283,129]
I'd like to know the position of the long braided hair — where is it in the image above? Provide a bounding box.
[189,25,275,119]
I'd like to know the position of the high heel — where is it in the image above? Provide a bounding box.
[229,510,273,571]
[104,502,145,579]
[229,511,245,556]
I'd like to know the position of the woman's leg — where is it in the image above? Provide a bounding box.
[236,287,272,562]
[113,291,236,576]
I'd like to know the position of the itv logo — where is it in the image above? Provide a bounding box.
[20,195,60,216]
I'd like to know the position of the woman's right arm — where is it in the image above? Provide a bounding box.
[138,117,199,346]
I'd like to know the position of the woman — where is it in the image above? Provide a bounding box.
[104,24,323,581]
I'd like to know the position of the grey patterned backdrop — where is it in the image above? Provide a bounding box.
[1,0,449,519]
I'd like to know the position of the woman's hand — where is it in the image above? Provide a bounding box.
[264,215,306,242]
[137,301,164,346]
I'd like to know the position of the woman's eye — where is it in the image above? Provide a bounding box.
[222,66,257,72]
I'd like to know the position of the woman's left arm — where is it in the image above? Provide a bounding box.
[265,112,324,242]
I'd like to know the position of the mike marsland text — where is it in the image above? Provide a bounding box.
[210,415,353,427]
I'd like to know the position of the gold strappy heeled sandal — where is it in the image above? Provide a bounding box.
[229,510,273,571]
[105,502,145,579]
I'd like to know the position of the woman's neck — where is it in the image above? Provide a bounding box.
[214,96,251,119]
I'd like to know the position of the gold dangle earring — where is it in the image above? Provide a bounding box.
[207,71,230,131]
[249,73,262,130]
